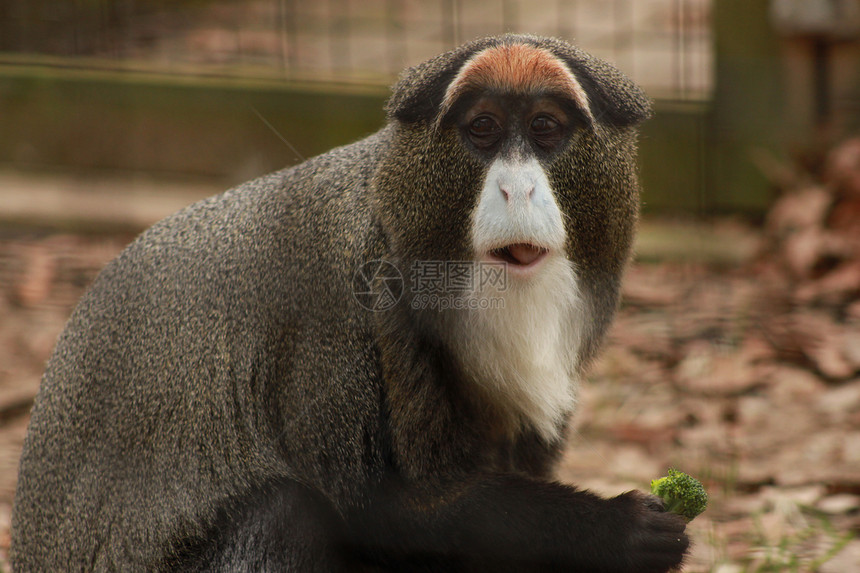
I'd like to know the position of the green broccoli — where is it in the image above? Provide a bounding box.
[650,468,708,521]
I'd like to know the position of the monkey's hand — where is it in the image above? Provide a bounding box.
[609,490,690,573]
[348,474,689,572]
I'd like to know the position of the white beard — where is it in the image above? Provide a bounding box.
[449,256,584,442]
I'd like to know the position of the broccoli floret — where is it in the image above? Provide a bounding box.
[650,468,708,521]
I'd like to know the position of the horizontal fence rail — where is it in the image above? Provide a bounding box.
[0,0,712,100]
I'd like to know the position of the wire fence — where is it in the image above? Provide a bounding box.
[0,0,712,99]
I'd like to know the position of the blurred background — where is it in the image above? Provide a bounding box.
[1,0,860,571]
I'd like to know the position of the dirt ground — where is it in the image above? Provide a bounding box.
[0,186,858,571]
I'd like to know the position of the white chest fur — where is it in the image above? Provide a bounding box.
[449,256,584,441]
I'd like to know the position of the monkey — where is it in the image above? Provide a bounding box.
[11,34,689,572]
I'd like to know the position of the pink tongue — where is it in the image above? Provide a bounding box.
[507,243,544,265]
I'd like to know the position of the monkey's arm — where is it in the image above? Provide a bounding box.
[347,473,688,573]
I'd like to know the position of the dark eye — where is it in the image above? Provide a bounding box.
[468,115,503,148]
[529,114,564,148]
[530,115,558,133]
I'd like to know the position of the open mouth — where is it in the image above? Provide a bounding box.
[487,243,549,268]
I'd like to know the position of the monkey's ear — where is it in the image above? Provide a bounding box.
[385,42,483,124]
[549,41,653,128]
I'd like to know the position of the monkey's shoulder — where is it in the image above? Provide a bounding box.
[105,131,389,289]
[58,131,393,374]
[145,128,392,254]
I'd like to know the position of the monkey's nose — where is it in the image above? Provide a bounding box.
[498,184,535,202]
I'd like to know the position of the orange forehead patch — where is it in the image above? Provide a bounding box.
[441,43,593,121]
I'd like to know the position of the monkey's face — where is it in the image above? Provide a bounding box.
[447,91,584,281]
[377,35,649,328]
[378,38,646,285]
[434,42,609,285]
